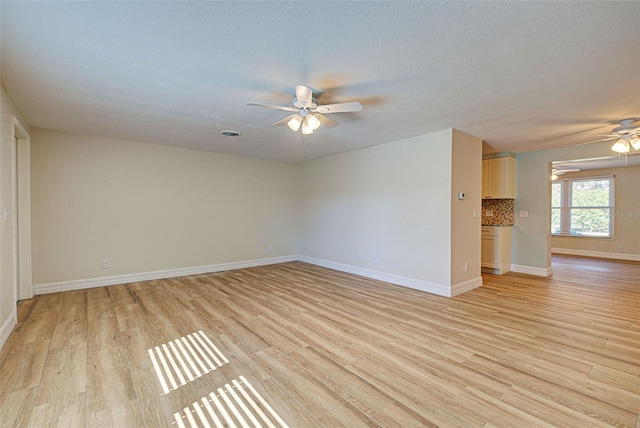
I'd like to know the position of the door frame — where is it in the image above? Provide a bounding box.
[12,115,33,302]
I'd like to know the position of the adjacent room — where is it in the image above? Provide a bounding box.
[1,2,638,427]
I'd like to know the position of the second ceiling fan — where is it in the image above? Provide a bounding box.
[247,85,362,134]
[579,118,640,153]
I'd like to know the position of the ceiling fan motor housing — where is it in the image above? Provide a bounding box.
[613,118,640,135]
[292,97,318,110]
[613,125,639,135]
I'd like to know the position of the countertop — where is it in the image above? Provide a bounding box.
[482,224,513,227]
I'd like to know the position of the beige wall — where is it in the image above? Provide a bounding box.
[0,85,31,340]
[31,127,483,298]
[30,129,299,285]
[551,165,640,258]
[298,129,483,295]
[450,129,483,285]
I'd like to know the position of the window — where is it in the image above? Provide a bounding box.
[551,177,614,237]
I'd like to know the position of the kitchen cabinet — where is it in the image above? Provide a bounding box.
[481,226,511,275]
[482,157,515,199]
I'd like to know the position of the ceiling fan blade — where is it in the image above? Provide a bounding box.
[576,137,618,146]
[247,102,297,112]
[315,101,363,114]
[295,85,313,106]
[315,113,339,128]
[272,114,298,127]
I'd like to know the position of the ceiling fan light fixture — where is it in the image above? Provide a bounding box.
[301,117,314,135]
[630,137,640,150]
[611,139,630,153]
[287,116,302,131]
[307,114,321,130]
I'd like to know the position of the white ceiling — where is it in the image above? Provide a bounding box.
[1,2,639,163]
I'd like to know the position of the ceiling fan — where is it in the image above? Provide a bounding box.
[579,118,640,153]
[247,85,362,135]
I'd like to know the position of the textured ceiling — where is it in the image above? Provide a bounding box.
[1,2,639,163]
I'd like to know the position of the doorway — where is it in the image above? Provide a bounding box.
[549,155,640,261]
[12,116,33,302]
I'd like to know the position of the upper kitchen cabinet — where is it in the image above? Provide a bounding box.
[482,156,515,199]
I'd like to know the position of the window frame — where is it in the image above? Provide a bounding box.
[551,175,615,238]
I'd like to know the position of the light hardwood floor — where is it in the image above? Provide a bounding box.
[1,255,638,427]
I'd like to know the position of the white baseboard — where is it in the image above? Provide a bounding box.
[0,312,17,351]
[510,264,552,277]
[298,255,471,298]
[35,253,486,298]
[35,255,298,295]
[552,248,640,262]
[451,276,483,296]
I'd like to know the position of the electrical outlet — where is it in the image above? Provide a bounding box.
[309,245,314,252]
[618,247,624,253]
[358,252,364,261]
[464,262,469,272]
[102,259,110,269]
[268,245,273,252]
[519,210,529,218]
[372,254,378,263]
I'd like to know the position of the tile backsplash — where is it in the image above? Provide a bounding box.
[482,199,514,225]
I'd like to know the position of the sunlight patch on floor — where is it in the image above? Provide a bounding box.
[172,375,290,428]
[148,330,229,394]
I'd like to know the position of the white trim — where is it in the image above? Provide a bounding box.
[12,115,29,139]
[510,264,552,277]
[12,116,33,302]
[34,254,487,298]
[297,255,455,297]
[35,255,297,294]
[0,312,17,351]
[451,276,483,296]
[552,248,640,262]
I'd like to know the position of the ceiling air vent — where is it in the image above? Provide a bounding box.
[220,130,242,138]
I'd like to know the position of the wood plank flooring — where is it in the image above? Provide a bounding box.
[1,255,638,427]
